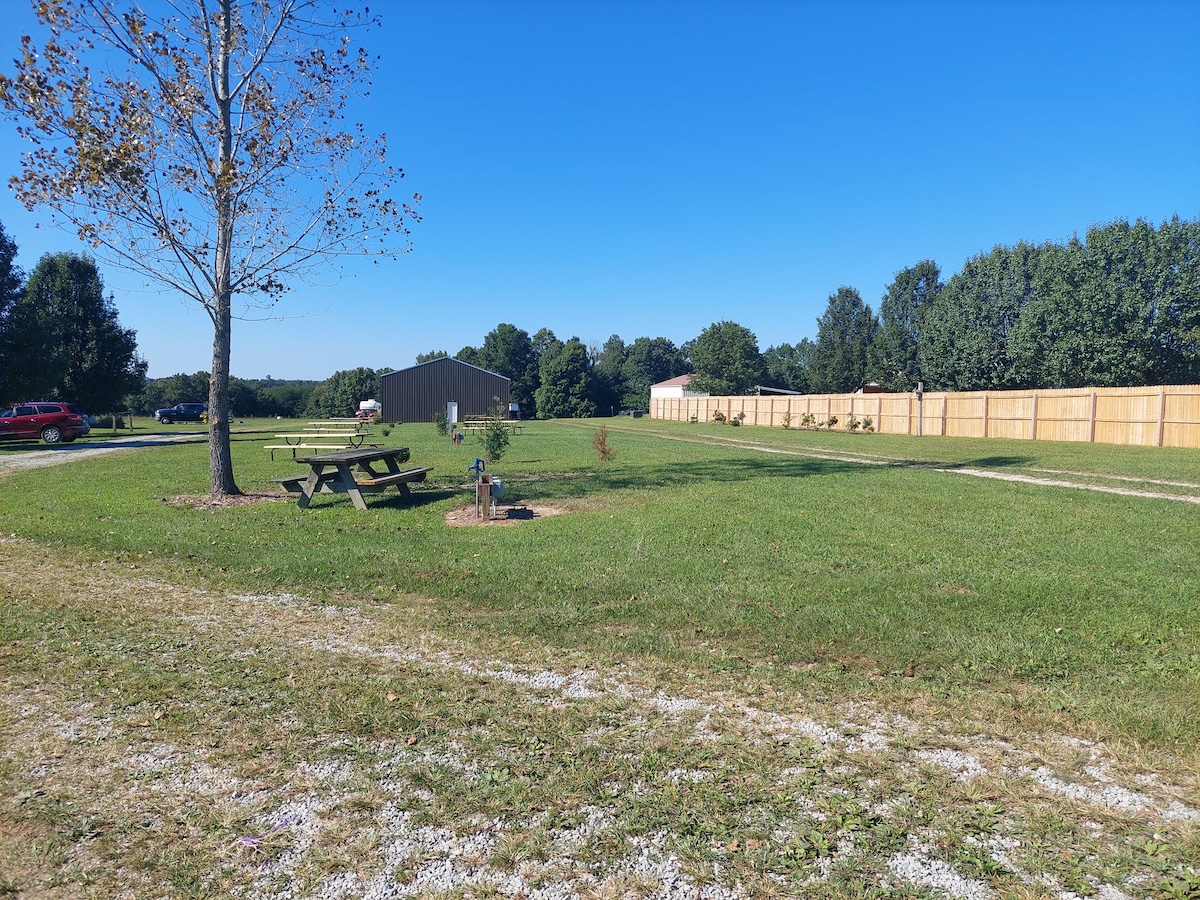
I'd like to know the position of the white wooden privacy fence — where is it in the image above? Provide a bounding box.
[650,385,1200,449]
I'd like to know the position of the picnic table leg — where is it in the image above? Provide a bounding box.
[297,465,325,509]
[336,463,369,511]
[380,454,410,496]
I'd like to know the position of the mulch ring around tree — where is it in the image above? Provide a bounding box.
[444,503,568,526]
[164,492,288,509]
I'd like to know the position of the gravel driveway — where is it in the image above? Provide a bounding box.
[0,432,206,471]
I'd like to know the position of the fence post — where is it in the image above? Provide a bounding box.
[1157,389,1167,447]
[982,394,989,438]
[1030,392,1038,440]
[1089,392,1098,443]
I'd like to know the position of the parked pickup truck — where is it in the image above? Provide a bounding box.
[154,402,207,424]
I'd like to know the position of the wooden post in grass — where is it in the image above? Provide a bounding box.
[1157,389,1167,447]
[1030,392,1038,440]
[1089,392,1098,443]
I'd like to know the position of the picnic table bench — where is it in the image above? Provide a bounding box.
[308,419,372,433]
[264,431,378,459]
[458,418,523,434]
[272,446,429,510]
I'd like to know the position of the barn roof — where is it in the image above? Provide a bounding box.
[652,374,692,387]
[384,356,511,381]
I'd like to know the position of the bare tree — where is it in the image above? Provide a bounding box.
[1,0,420,493]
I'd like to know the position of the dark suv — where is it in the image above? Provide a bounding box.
[0,402,91,444]
[154,402,207,424]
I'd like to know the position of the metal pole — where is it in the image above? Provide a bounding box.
[915,382,924,437]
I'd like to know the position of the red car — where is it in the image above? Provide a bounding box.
[0,402,91,444]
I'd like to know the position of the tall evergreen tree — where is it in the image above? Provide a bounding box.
[4,252,146,410]
[0,222,25,398]
[810,287,878,394]
[534,337,595,418]
[0,221,21,323]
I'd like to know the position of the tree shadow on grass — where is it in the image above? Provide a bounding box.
[499,453,1040,505]
[368,487,458,510]
[919,456,1034,471]
[508,454,869,502]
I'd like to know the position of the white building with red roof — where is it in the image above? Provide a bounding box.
[649,374,708,400]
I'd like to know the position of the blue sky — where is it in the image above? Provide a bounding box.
[2,0,1197,380]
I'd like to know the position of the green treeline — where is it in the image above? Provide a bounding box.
[850,216,1200,394]
[141,216,1200,421]
[127,371,320,418]
[69,215,1200,420]
[440,216,1200,416]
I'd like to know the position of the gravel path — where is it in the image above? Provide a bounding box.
[0,432,206,471]
[2,543,1197,900]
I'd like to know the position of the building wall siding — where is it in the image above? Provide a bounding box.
[381,358,511,424]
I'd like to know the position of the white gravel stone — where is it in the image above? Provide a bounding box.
[1022,766,1200,821]
[916,748,990,781]
[887,848,990,899]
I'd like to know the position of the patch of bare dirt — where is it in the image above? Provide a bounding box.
[164,491,287,510]
[443,502,568,526]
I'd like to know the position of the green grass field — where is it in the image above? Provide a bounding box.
[1,418,1198,898]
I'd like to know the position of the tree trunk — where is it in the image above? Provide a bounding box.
[208,296,238,495]
[208,0,239,496]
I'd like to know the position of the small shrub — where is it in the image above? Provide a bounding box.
[862,416,875,433]
[433,408,449,436]
[824,416,838,430]
[688,414,698,423]
[730,417,740,426]
[846,415,860,432]
[800,412,816,429]
[735,411,746,424]
[712,411,727,425]
[380,426,391,437]
[481,398,510,463]
[593,425,616,461]
[781,411,793,429]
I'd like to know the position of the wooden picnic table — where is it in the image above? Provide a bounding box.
[272,446,430,510]
[277,431,365,444]
[309,419,372,433]
[264,431,376,459]
[457,419,523,434]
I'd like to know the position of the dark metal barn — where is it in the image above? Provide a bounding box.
[380,357,511,424]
